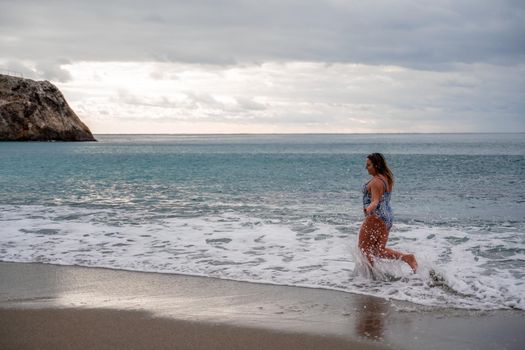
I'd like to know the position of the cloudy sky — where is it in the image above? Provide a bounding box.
[1,0,524,133]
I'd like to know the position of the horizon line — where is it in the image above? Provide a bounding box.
[92,132,525,135]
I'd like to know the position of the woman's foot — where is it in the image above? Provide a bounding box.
[402,254,418,273]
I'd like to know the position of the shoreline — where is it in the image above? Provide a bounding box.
[1,261,524,349]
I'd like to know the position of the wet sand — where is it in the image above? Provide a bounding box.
[0,262,523,350]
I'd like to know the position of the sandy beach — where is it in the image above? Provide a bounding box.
[0,261,523,350]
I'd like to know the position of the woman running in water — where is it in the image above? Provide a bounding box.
[359,153,418,272]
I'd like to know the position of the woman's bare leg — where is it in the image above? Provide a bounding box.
[359,216,418,272]
[376,231,418,272]
[378,248,418,272]
[358,216,385,265]
[378,247,404,259]
[401,254,418,272]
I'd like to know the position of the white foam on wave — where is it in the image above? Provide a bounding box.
[1,204,523,310]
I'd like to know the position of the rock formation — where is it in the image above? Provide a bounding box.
[0,74,96,141]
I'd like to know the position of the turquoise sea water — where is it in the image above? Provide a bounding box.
[1,133,524,310]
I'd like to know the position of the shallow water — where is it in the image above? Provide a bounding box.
[1,133,524,310]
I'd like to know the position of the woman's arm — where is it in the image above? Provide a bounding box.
[365,179,384,215]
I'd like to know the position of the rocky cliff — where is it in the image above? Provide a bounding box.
[0,74,96,141]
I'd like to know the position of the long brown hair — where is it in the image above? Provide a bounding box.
[367,153,394,188]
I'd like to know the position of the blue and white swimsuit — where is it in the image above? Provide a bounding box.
[362,177,393,230]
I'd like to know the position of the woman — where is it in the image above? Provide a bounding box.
[359,153,418,273]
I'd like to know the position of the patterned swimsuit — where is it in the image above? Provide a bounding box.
[362,177,393,230]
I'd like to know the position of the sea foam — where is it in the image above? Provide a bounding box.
[1,204,523,310]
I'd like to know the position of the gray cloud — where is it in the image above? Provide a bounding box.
[235,97,267,111]
[1,0,523,68]
[35,60,73,82]
[2,59,72,81]
[2,60,35,78]
[113,89,267,117]
[64,60,522,132]
[2,0,523,132]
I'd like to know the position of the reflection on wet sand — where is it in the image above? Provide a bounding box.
[355,295,387,341]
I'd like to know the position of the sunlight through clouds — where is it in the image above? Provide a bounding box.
[49,61,525,133]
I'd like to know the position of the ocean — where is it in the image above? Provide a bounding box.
[1,133,523,310]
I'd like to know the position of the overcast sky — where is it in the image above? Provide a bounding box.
[1,0,524,133]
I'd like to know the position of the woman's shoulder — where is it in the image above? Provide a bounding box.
[368,177,383,188]
[372,176,392,191]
